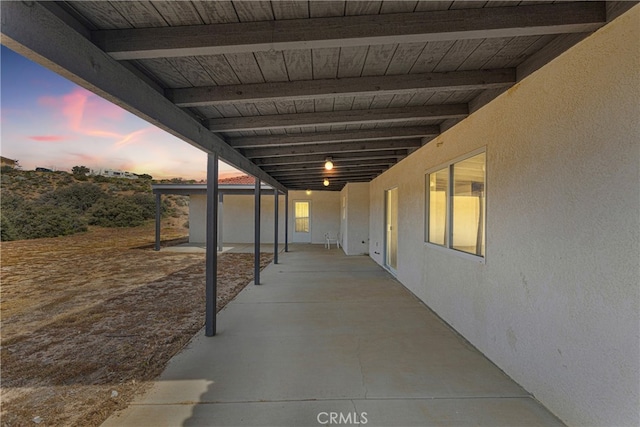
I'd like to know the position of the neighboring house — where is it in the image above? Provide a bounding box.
[1,156,18,168]
[154,176,342,247]
[215,175,257,185]
[90,168,138,179]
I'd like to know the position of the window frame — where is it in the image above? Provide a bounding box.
[294,200,310,233]
[425,148,486,262]
[342,195,346,220]
[424,166,449,247]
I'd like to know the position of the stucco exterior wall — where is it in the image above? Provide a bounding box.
[222,193,286,244]
[190,190,340,245]
[288,190,341,244]
[189,193,286,244]
[341,182,370,255]
[369,8,639,427]
[189,195,207,244]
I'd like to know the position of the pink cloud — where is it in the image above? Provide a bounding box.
[28,135,68,142]
[81,128,122,139]
[37,88,131,141]
[63,90,88,131]
[114,127,157,147]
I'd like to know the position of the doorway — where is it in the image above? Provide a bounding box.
[292,200,311,243]
[385,187,398,274]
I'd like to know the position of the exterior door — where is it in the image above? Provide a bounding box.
[385,188,398,273]
[292,200,311,243]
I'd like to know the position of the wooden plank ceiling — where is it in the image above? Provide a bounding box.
[56,0,609,190]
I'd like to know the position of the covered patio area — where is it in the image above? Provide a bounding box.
[103,245,562,427]
[3,2,637,424]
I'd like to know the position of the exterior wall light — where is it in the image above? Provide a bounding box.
[323,178,330,187]
[305,189,312,195]
[324,157,334,170]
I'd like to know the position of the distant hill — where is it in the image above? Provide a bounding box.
[0,168,187,241]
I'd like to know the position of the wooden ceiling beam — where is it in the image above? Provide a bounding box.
[270,166,388,178]
[290,178,370,185]
[94,3,606,60]
[207,104,467,132]
[279,174,378,184]
[287,182,361,191]
[168,69,515,107]
[243,139,422,159]
[253,150,407,166]
[277,178,379,187]
[261,158,396,172]
[277,176,380,184]
[227,126,439,148]
[281,180,376,191]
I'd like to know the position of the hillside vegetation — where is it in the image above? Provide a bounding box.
[0,168,188,241]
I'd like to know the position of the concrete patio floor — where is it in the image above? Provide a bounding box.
[103,244,564,427]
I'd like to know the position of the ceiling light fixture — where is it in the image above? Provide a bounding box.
[323,178,330,187]
[324,157,334,171]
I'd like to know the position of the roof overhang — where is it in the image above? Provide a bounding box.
[2,1,631,191]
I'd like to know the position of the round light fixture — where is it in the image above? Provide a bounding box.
[324,157,334,171]
[323,178,330,187]
[305,189,312,195]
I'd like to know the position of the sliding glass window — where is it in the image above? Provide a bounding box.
[426,151,486,258]
[427,167,448,246]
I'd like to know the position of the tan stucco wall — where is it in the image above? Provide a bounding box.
[341,182,370,255]
[288,190,341,244]
[369,7,639,426]
[188,195,207,244]
[189,190,340,245]
[222,193,286,244]
[189,193,286,244]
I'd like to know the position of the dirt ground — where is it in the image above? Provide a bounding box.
[0,223,273,426]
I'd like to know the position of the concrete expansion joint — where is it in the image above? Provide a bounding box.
[129,396,538,407]
[356,337,368,399]
[134,398,368,406]
[236,301,368,305]
[279,269,369,273]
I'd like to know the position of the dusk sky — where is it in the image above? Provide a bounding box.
[1,45,241,181]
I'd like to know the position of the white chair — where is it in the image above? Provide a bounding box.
[325,232,340,249]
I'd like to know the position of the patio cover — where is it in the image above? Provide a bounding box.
[1,0,631,191]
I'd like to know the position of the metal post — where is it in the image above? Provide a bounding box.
[205,154,219,337]
[284,191,289,252]
[274,190,279,264]
[154,192,161,251]
[218,192,224,252]
[254,177,261,285]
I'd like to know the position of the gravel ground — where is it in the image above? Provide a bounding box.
[0,224,273,426]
